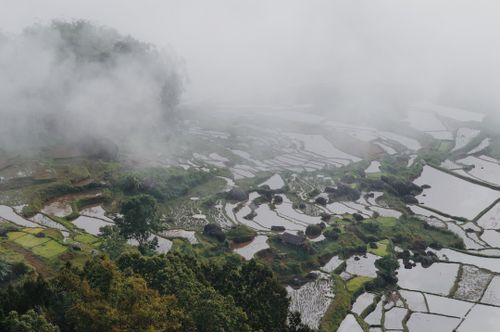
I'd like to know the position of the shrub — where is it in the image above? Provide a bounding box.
[315,197,327,206]
[353,213,364,221]
[324,229,339,240]
[203,224,225,242]
[226,225,256,244]
[305,224,322,238]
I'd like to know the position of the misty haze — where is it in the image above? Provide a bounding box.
[0,1,499,332]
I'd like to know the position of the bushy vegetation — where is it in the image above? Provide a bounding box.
[115,168,212,202]
[1,309,59,332]
[374,254,400,285]
[225,225,256,244]
[305,224,322,238]
[0,253,309,331]
[346,276,373,293]
[0,109,479,332]
[116,194,162,252]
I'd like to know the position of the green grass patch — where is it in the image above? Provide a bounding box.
[13,233,50,248]
[23,227,44,235]
[346,276,373,293]
[53,162,90,183]
[389,216,464,250]
[31,240,67,258]
[314,231,366,256]
[7,232,28,241]
[254,230,367,281]
[186,176,227,198]
[226,225,256,244]
[358,214,463,250]
[0,243,25,263]
[170,235,232,261]
[320,275,351,331]
[74,233,99,244]
[438,141,453,152]
[368,239,390,256]
[114,167,213,202]
[366,172,382,179]
[376,217,397,227]
[264,237,319,279]
[41,229,64,241]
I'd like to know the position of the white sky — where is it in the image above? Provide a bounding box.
[2,0,500,108]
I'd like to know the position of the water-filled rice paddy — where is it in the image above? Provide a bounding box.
[414,166,499,219]
[234,235,269,260]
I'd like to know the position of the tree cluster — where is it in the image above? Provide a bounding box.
[0,252,312,332]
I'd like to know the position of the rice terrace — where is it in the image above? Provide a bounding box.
[0,1,499,331]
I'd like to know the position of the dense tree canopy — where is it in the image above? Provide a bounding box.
[0,252,310,332]
[0,258,187,331]
[2,310,59,332]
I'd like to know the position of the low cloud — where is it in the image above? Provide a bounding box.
[0,20,182,152]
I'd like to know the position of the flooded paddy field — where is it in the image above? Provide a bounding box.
[287,272,334,329]
[371,244,500,331]
[414,166,499,220]
[469,138,491,154]
[30,213,68,231]
[454,265,492,301]
[358,261,500,331]
[337,314,363,332]
[0,205,42,228]
[365,161,381,174]
[407,313,460,332]
[453,128,481,151]
[1,104,499,331]
[182,106,429,182]
[79,205,114,222]
[455,155,500,186]
[72,215,113,235]
[41,191,104,218]
[162,229,198,244]
[397,262,460,295]
[149,106,500,330]
[345,253,379,278]
[233,235,269,260]
[406,109,453,140]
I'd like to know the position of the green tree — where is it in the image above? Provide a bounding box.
[0,276,53,318]
[375,255,400,285]
[58,258,188,331]
[117,194,162,253]
[2,310,59,332]
[119,174,143,194]
[99,225,127,259]
[0,259,11,282]
[0,258,190,331]
[205,259,290,332]
[117,253,251,331]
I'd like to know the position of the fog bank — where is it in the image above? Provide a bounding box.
[0,0,499,147]
[2,1,499,115]
[0,21,182,151]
